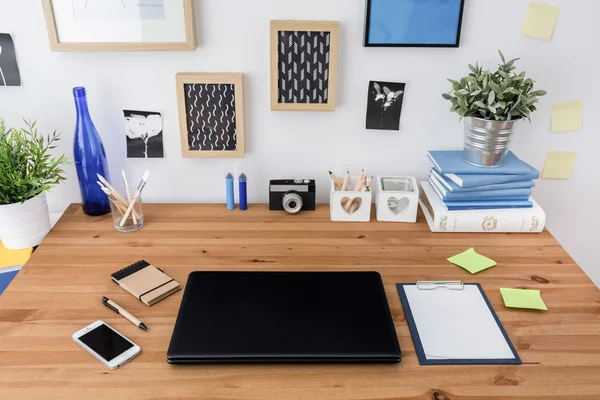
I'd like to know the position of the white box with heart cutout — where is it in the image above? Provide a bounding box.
[375,176,419,223]
[330,177,372,222]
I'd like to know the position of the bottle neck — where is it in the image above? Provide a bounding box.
[74,94,91,122]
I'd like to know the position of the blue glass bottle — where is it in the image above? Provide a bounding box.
[73,87,111,216]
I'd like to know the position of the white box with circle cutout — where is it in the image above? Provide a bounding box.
[330,177,372,222]
[375,176,419,223]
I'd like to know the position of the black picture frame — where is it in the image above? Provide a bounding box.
[363,0,466,48]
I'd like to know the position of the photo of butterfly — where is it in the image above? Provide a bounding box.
[366,81,406,131]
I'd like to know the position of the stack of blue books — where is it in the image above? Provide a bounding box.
[427,150,540,211]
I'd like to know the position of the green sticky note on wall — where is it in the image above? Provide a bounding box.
[447,248,497,274]
[521,2,560,40]
[500,288,548,310]
[552,100,583,132]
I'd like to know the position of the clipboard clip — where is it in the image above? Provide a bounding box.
[416,281,464,291]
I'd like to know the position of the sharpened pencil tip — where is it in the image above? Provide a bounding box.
[139,323,148,331]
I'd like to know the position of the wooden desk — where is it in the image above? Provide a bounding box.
[1,204,599,400]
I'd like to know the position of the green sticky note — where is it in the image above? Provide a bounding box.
[447,248,497,274]
[552,100,583,132]
[500,288,548,311]
[521,2,560,40]
[542,151,576,179]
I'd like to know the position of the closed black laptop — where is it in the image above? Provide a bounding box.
[167,271,401,364]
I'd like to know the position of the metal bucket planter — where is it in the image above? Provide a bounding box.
[463,117,518,167]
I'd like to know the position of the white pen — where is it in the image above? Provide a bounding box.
[122,169,137,224]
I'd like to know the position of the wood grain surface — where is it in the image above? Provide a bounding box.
[1,204,599,400]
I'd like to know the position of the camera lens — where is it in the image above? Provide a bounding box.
[282,192,303,214]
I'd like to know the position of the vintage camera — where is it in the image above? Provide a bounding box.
[269,179,316,214]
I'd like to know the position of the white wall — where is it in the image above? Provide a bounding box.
[1,0,598,286]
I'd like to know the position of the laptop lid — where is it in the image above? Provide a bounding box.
[167,271,401,364]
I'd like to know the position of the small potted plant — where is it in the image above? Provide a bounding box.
[0,120,69,249]
[442,51,546,167]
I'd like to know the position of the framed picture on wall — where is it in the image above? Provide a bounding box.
[42,0,196,51]
[364,0,465,47]
[176,73,245,158]
[270,20,339,111]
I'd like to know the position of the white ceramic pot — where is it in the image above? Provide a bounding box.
[0,192,51,250]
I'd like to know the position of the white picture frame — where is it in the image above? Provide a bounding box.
[42,0,196,51]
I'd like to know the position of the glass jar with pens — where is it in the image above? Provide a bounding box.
[97,170,150,233]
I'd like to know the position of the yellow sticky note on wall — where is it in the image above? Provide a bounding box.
[552,100,583,132]
[542,151,576,179]
[521,2,560,40]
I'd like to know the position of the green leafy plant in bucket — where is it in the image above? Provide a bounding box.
[443,50,547,121]
[0,119,70,204]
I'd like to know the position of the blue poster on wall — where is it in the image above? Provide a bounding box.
[364,0,465,47]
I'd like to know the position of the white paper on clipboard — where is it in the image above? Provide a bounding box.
[403,284,517,360]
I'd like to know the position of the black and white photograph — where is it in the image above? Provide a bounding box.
[270,21,339,111]
[176,73,245,158]
[0,33,21,86]
[124,110,164,158]
[366,81,406,131]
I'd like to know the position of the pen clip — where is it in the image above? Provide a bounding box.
[416,281,464,291]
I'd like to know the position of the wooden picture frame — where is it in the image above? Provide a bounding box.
[270,20,339,112]
[176,73,245,158]
[42,0,196,52]
[363,0,465,48]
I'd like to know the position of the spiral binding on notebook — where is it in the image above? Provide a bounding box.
[111,260,151,281]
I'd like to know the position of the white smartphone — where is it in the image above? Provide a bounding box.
[72,320,141,370]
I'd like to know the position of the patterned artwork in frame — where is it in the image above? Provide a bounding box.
[176,73,245,158]
[270,20,339,111]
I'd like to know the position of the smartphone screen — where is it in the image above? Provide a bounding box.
[79,323,134,362]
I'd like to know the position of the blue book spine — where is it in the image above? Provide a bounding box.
[444,169,540,188]
[431,169,535,192]
[428,150,535,175]
[429,180,533,209]
[442,188,532,200]
[446,204,534,211]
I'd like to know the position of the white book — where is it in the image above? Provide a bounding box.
[419,182,545,233]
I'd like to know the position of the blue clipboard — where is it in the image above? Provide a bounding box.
[397,282,521,365]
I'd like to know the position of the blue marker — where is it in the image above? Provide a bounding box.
[239,173,247,210]
[226,173,234,210]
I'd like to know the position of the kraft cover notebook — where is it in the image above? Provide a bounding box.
[111,260,180,306]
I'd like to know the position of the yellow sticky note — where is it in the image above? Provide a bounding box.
[447,248,497,274]
[552,100,583,132]
[0,241,32,269]
[542,151,576,179]
[500,288,548,311]
[521,2,560,40]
